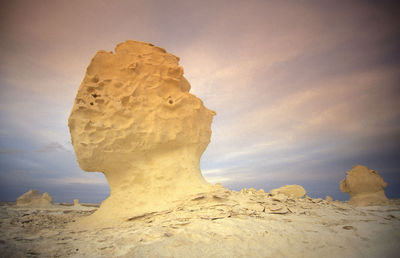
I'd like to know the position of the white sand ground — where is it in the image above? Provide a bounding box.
[0,189,399,258]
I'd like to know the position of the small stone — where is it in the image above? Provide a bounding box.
[257,189,266,195]
[20,217,33,224]
[269,206,289,214]
[271,194,288,202]
[311,198,323,203]
[269,185,306,198]
[287,207,297,213]
[269,204,283,211]
[244,203,265,213]
[248,188,257,194]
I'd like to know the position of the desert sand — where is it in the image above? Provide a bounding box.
[1,41,398,257]
[1,192,399,257]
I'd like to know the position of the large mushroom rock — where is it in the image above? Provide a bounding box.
[269,185,306,198]
[16,190,53,207]
[340,165,389,206]
[68,40,216,223]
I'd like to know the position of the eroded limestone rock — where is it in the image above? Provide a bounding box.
[16,190,53,207]
[340,165,389,206]
[73,199,81,207]
[269,185,306,198]
[68,40,216,223]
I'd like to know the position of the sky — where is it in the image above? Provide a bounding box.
[0,0,399,203]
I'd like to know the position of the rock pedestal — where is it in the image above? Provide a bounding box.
[68,40,216,223]
[73,199,81,207]
[340,165,389,206]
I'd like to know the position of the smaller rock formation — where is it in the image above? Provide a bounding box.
[16,190,53,207]
[325,196,333,202]
[269,185,306,198]
[340,165,389,206]
[239,188,266,196]
[73,199,81,207]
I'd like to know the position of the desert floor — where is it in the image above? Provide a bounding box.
[1,189,399,258]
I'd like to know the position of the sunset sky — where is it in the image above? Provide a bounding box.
[1,0,399,202]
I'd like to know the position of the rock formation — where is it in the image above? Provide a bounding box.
[325,196,333,202]
[269,185,306,198]
[16,190,53,207]
[68,40,216,223]
[340,165,389,206]
[73,199,81,207]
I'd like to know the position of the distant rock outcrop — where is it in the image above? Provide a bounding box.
[68,40,216,223]
[16,190,53,207]
[340,165,389,206]
[269,185,306,198]
[73,199,81,207]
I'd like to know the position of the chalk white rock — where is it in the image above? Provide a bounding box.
[16,190,53,207]
[340,165,389,206]
[269,185,306,198]
[325,196,333,202]
[68,40,216,224]
[271,193,288,203]
[73,199,82,207]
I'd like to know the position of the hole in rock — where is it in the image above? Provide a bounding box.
[90,102,94,106]
[92,76,99,83]
[121,96,130,106]
[169,100,173,104]
[92,93,100,98]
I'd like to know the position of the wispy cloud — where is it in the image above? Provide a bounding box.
[46,176,107,185]
[36,142,70,153]
[0,148,23,154]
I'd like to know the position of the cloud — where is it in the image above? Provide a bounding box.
[46,176,107,186]
[0,148,22,154]
[204,176,231,184]
[202,168,225,175]
[36,142,70,153]
[200,41,400,166]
